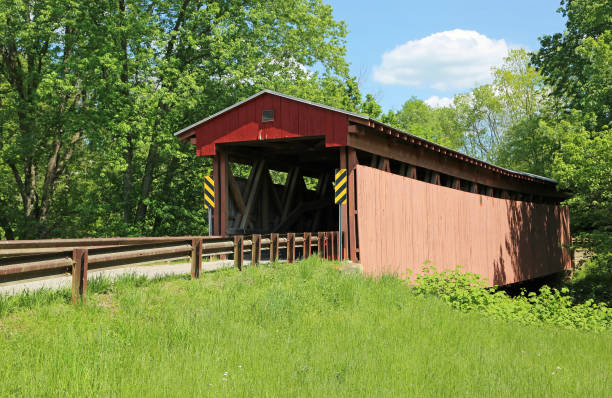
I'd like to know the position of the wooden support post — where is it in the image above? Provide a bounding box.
[233,235,244,270]
[311,172,330,232]
[213,151,229,236]
[304,232,311,258]
[452,177,461,190]
[331,231,338,260]
[470,182,479,194]
[220,151,228,236]
[317,232,325,258]
[321,232,327,260]
[251,234,261,265]
[72,248,88,304]
[486,187,494,197]
[191,238,203,278]
[408,165,417,179]
[381,158,390,172]
[281,167,300,221]
[431,172,441,185]
[261,174,270,230]
[240,161,265,230]
[228,170,247,225]
[212,155,218,234]
[347,148,359,262]
[270,233,279,263]
[263,166,283,216]
[327,231,333,260]
[287,233,295,263]
[339,148,349,260]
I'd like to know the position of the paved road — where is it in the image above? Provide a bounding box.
[0,260,234,296]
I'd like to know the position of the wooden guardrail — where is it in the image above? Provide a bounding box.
[0,231,340,303]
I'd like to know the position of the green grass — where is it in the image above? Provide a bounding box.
[0,257,610,397]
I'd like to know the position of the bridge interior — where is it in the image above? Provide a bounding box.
[216,137,340,235]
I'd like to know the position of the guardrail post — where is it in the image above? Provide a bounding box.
[287,233,295,263]
[317,232,325,259]
[191,238,203,278]
[332,231,339,260]
[251,234,261,265]
[270,233,279,263]
[234,235,244,270]
[304,232,311,258]
[325,232,330,260]
[72,248,88,304]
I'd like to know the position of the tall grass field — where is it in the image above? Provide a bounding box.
[0,257,610,397]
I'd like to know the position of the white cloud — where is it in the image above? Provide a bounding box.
[424,95,454,108]
[373,29,510,91]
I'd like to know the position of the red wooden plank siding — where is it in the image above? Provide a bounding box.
[195,93,347,156]
[355,165,571,286]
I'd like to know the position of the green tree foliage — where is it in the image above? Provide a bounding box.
[0,1,113,238]
[381,98,464,150]
[359,93,383,119]
[552,117,611,234]
[454,49,549,163]
[532,0,612,129]
[531,0,611,243]
[0,0,364,239]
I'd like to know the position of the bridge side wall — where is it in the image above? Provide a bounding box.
[355,165,571,286]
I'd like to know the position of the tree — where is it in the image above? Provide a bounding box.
[381,98,464,150]
[454,49,549,163]
[532,0,612,129]
[360,94,383,119]
[0,0,360,238]
[0,1,114,238]
[530,0,611,297]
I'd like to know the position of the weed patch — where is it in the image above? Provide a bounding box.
[412,266,612,331]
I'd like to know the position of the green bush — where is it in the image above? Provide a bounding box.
[411,267,612,332]
[568,253,612,305]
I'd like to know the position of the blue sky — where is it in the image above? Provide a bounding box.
[326,0,567,111]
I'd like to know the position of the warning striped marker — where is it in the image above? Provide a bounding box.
[334,168,347,205]
[334,168,347,262]
[204,176,215,209]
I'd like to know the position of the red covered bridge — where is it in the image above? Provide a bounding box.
[175,90,571,285]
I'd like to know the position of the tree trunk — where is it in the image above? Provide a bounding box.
[135,143,159,223]
[151,156,179,233]
[123,136,134,223]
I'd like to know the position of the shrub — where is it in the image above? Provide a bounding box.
[411,266,612,332]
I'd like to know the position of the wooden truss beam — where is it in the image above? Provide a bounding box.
[347,127,563,198]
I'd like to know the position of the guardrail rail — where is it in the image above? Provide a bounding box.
[0,231,340,303]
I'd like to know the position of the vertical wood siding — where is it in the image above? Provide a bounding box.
[195,93,347,156]
[356,165,571,285]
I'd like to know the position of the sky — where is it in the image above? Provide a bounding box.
[326,0,567,112]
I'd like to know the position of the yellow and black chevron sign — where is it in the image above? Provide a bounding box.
[334,168,347,205]
[204,176,215,209]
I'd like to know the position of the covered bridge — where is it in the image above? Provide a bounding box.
[174,90,571,285]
